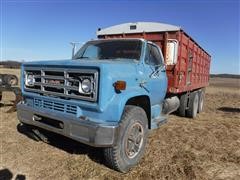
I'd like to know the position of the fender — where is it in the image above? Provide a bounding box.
[103,87,150,122]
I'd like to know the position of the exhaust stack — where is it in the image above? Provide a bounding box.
[162,96,180,115]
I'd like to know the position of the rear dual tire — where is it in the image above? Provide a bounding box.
[198,90,205,113]
[178,89,205,118]
[186,91,199,118]
[178,93,188,117]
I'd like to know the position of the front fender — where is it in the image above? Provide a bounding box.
[103,87,149,122]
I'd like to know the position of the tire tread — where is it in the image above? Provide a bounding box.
[186,91,199,118]
[104,105,147,172]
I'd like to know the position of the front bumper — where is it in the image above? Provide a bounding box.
[17,102,119,147]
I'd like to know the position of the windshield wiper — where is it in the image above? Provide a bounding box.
[77,56,90,59]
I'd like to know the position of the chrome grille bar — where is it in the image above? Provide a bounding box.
[24,68,98,102]
[33,82,79,91]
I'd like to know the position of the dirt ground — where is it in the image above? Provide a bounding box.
[0,68,240,180]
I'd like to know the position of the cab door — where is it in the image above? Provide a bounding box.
[143,42,167,105]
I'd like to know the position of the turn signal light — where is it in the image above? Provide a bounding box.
[114,81,126,90]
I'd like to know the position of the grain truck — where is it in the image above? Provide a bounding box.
[17,22,211,172]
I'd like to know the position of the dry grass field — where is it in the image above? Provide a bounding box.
[0,68,240,180]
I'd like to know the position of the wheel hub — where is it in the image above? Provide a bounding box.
[125,122,144,159]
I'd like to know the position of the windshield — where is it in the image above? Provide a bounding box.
[74,40,142,61]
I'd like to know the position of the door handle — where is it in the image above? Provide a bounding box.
[139,80,149,93]
[139,80,147,87]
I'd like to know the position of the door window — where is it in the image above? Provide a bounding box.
[145,44,163,66]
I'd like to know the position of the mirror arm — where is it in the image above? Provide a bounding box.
[70,42,82,60]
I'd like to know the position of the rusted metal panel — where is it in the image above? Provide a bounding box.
[98,22,211,95]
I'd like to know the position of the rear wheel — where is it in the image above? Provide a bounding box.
[104,105,148,172]
[186,91,199,118]
[198,89,205,113]
[178,93,188,117]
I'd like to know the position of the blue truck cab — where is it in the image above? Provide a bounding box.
[17,38,179,172]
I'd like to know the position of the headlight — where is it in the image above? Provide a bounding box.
[79,78,92,93]
[0,77,2,85]
[25,74,35,87]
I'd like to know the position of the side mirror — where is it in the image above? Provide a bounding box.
[166,39,178,65]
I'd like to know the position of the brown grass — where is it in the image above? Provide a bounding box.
[1,68,240,179]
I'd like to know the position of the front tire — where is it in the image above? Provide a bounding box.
[104,105,148,172]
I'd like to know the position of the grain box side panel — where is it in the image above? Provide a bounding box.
[169,32,211,94]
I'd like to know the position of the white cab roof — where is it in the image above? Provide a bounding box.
[97,22,181,36]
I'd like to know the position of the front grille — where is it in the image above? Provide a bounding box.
[24,68,98,102]
[34,98,77,115]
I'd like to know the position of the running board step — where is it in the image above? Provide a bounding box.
[151,117,167,129]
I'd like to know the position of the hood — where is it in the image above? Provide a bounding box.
[23,59,138,68]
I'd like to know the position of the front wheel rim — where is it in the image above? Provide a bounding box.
[125,122,144,159]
